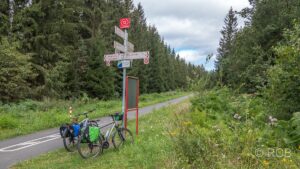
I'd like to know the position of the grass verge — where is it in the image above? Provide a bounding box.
[12,100,191,169]
[0,91,188,140]
[172,88,300,169]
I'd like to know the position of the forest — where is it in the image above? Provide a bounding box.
[0,0,205,103]
[213,0,300,120]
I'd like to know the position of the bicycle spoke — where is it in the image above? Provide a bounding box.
[112,128,133,149]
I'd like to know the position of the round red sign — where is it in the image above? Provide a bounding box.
[120,18,130,29]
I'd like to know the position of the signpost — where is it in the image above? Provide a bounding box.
[104,18,149,134]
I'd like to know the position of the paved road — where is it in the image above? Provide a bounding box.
[0,95,190,169]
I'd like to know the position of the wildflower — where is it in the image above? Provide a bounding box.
[282,158,287,163]
[262,160,269,167]
[170,131,177,137]
[212,125,221,132]
[268,116,278,126]
[234,113,242,120]
[182,121,192,126]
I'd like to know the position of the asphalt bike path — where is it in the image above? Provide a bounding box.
[0,95,191,169]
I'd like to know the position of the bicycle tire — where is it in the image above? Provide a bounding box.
[112,128,134,149]
[62,129,77,152]
[77,130,103,159]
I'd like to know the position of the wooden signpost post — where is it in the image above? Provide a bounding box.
[104,18,149,134]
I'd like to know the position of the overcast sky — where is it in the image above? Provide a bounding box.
[132,0,250,70]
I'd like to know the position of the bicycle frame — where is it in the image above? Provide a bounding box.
[100,115,120,142]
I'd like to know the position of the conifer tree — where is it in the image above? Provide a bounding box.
[215,7,238,85]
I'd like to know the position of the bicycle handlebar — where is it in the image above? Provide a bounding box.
[76,109,96,117]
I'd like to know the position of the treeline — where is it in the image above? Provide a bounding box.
[0,0,205,102]
[214,0,300,119]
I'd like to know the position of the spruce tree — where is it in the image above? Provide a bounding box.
[216,7,238,85]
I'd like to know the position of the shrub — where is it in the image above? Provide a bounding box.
[0,116,18,129]
[289,112,300,146]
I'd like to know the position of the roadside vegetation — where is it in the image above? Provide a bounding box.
[13,88,300,169]
[172,88,300,168]
[0,91,187,140]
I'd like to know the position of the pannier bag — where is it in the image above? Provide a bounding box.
[89,126,100,142]
[59,124,70,137]
[72,124,80,137]
[81,126,100,143]
[59,123,80,138]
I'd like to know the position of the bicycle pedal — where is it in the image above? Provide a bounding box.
[102,141,109,149]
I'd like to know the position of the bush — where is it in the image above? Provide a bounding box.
[289,112,300,146]
[263,22,300,120]
[0,116,18,129]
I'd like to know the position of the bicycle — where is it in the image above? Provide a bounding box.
[100,113,134,150]
[60,109,98,152]
[77,115,103,159]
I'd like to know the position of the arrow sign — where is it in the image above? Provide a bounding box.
[115,26,125,39]
[104,53,124,62]
[124,51,149,60]
[104,51,150,65]
[114,41,126,53]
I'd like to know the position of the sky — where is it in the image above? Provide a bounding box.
[132,0,250,70]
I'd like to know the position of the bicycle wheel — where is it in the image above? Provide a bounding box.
[112,128,134,149]
[77,132,102,159]
[62,129,77,152]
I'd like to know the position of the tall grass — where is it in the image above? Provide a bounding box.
[171,88,300,169]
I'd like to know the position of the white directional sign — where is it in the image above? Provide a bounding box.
[104,51,149,65]
[115,26,125,39]
[114,41,126,53]
[104,53,124,62]
[124,51,149,60]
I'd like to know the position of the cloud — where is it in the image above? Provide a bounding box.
[133,0,250,70]
[176,50,216,71]
[177,50,204,63]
